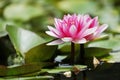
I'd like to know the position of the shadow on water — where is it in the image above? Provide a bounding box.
[54,63,120,80]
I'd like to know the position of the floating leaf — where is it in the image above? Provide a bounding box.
[85,47,111,58]
[0,76,54,80]
[6,25,46,55]
[0,63,42,76]
[43,68,71,74]
[84,47,111,68]
[59,43,79,53]
[25,43,57,63]
[42,65,86,74]
[59,43,111,58]
[102,52,120,63]
[88,39,120,51]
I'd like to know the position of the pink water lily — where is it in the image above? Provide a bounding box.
[46,14,108,45]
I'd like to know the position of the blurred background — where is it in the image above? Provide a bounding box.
[0,0,119,66]
[0,0,119,33]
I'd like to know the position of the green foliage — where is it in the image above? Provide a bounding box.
[85,47,111,58]
[0,63,41,76]
[59,43,111,59]
[43,65,87,74]
[0,0,120,79]
[6,25,46,55]
[88,39,120,51]
[25,43,57,63]
[0,76,53,80]
[4,76,53,80]
[58,0,97,14]
[4,4,45,22]
[0,19,7,37]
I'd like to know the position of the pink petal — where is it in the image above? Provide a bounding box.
[89,16,98,28]
[79,15,84,26]
[62,24,69,36]
[85,34,94,40]
[97,24,108,33]
[47,26,61,37]
[83,19,93,29]
[84,14,91,22]
[54,18,63,30]
[85,14,91,21]
[46,31,59,38]
[48,26,56,31]
[94,24,108,37]
[80,27,97,38]
[54,18,62,26]
[77,19,93,37]
[77,14,82,21]
[47,39,64,45]
[61,37,73,42]
[48,26,58,33]
[63,15,68,23]
[69,25,77,37]
[73,38,87,44]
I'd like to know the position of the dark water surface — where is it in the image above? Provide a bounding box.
[54,63,120,80]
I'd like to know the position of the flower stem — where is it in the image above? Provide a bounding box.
[79,44,86,80]
[70,42,75,65]
[79,44,85,65]
[81,71,86,80]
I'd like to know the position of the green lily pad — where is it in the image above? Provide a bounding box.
[102,52,120,63]
[85,47,112,58]
[88,39,120,51]
[0,76,53,80]
[0,63,42,76]
[59,43,111,58]
[25,43,57,63]
[6,25,46,56]
[42,65,87,74]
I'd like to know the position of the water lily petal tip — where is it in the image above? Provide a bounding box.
[46,39,64,46]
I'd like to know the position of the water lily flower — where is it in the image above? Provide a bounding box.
[46,14,108,45]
